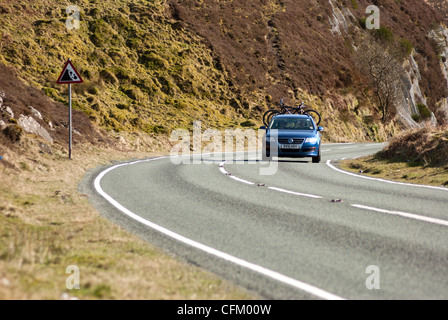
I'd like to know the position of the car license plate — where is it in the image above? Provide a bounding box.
[281,144,301,149]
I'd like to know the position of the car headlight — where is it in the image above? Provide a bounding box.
[305,137,318,144]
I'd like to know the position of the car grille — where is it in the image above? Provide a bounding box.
[278,138,304,144]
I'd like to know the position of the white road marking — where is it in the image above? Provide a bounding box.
[219,161,255,184]
[94,157,344,300]
[219,161,323,198]
[324,143,354,145]
[219,167,227,174]
[337,146,359,150]
[352,204,448,228]
[268,187,323,199]
[326,160,448,192]
[362,143,388,148]
[229,175,255,185]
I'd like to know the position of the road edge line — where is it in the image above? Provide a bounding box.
[326,160,448,192]
[351,204,448,227]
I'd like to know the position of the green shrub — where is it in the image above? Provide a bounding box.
[110,67,130,81]
[106,15,136,34]
[173,100,188,109]
[359,18,367,29]
[156,76,175,95]
[152,125,168,134]
[119,86,142,100]
[89,19,116,47]
[412,113,422,122]
[240,120,255,127]
[116,103,128,110]
[92,284,112,299]
[88,86,100,95]
[374,26,394,42]
[126,37,143,50]
[43,87,60,100]
[417,103,431,120]
[398,38,413,56]
[109,108,128,125]
[100,69,118,85]
[139,51,169,69]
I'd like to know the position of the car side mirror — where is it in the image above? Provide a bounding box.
[318,126,324,132]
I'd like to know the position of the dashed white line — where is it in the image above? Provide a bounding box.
[219,161,323,199]
[268,187,323,199]
[219,161,255,185]
[229,175,255,185]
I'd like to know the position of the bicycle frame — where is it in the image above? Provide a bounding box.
[279,101,305,115]
[263,99,321,127]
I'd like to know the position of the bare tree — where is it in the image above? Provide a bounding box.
[355,38,405,122]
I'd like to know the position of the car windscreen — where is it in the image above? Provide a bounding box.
[269,117,315,130]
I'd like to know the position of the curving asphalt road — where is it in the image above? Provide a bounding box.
[84,143,448,300]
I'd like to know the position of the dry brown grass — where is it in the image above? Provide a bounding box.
[340,125,448,187]
[171,0,446,113]
[0,133,255,300]
[378,125,448,166]
[341,155,448,187]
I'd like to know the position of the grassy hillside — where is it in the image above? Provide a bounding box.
[171,0,447,121]
[426,0,448,23]
[1,0,446,145]
[0,0,251,136]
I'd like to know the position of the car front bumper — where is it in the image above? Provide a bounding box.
[266,142,320,158]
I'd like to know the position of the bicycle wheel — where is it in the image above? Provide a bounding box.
[304,109,321,126]
[263,109,280,127]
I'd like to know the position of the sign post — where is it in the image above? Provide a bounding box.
[56,59,83,159]
[68,83,72,159]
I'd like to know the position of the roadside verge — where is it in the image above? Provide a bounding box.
[0,141,254,300]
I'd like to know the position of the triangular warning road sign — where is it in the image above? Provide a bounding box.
[57,59,83,84]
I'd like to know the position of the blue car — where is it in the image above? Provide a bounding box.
[261,114,324,163]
